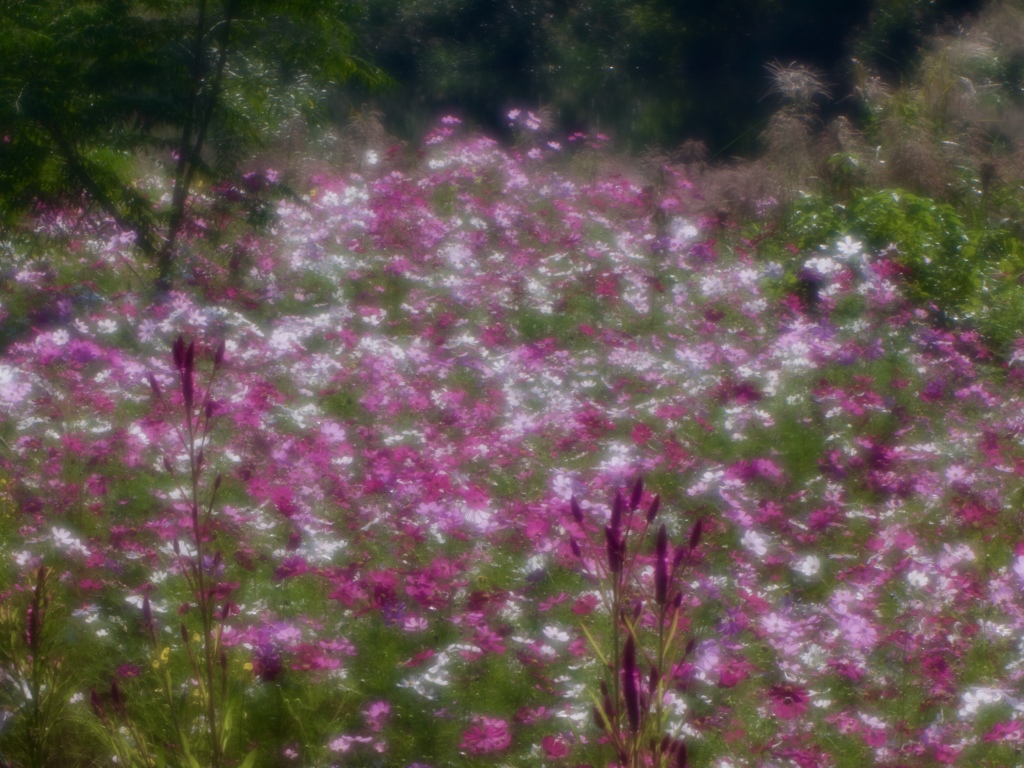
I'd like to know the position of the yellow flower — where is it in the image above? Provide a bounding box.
[152,646,171,668]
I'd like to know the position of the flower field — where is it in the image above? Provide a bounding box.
[3,115,1024,767]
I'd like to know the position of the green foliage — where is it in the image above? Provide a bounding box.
[783,189,971,305]
[0,0,386,287]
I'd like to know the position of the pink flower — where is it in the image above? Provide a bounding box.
[984,720,1024,743]
[767,684,809,720]
[365,700,390,732]
[542,734,570,758]
[460,716,511,754]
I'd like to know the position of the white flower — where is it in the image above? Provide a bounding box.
[741,529,769,557]
[959,687,1008,719]
[907,570,929,588]
[794,554,821,577]
[543,626,570,643]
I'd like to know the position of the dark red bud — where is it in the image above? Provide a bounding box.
[676,741,688,768]
[570,496,583,525]
[205,399,214,420]
[602,691,615,721]
[172,335,185,370]
[26,606,39,651]
[622,635,640,733]
[213,340,225,370]
[685,637,695,657]
[110,678,124,714]
[570,537,582,558]
[196,449,204,470]
[649,664,660,695]
[163,456,173,474]
[181,623,189,643]
[220,649,228,673]
[689,518,703,551]
[592,705,605,731]
[646,493,661,523]
[172,537,180,555]
[604,526,622,573]
[610,491,623,534]
[90,688,104,720]
[630,476,643,510]
[182,368,194,410]
[147,372,162,398]
[213,473,222,493]
[672,544,688,571]
[185,340,195,376]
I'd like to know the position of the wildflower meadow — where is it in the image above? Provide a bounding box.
[4,111,1024,768]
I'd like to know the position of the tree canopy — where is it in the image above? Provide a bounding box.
[0,0,385,287]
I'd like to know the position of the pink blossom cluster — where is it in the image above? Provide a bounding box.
[2,115,1024,766]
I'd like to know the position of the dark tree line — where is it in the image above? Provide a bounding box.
[348,0,986,153]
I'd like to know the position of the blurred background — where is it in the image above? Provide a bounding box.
[343,0,986,155]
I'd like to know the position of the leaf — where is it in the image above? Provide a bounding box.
[579,622,610,668]
[238,748,259,768]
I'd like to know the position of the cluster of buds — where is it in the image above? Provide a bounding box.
[569,477,703,768]
[112,336,237,767]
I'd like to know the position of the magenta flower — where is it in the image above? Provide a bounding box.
[460,716,511,754]
[541,734,570,758]
[767,684,809,720]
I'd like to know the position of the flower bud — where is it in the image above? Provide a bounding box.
[604,526,622,573]
[610,491,623,535]
[646,493,661,523]
[672,544,688,571]
[655,524,669,606]
[676,741,688,768]
[570,496,583,525]
[142,595,155,642]
[172,335,185,370]
[182,369,194,410]
[570,537,582,558]
[689,518,703,551]
[622,635,640,733]
[110,678,124,716]
[630,476,643,511]
[146,372,162,398]
[90,688,105,721]
[213,340,225,370]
